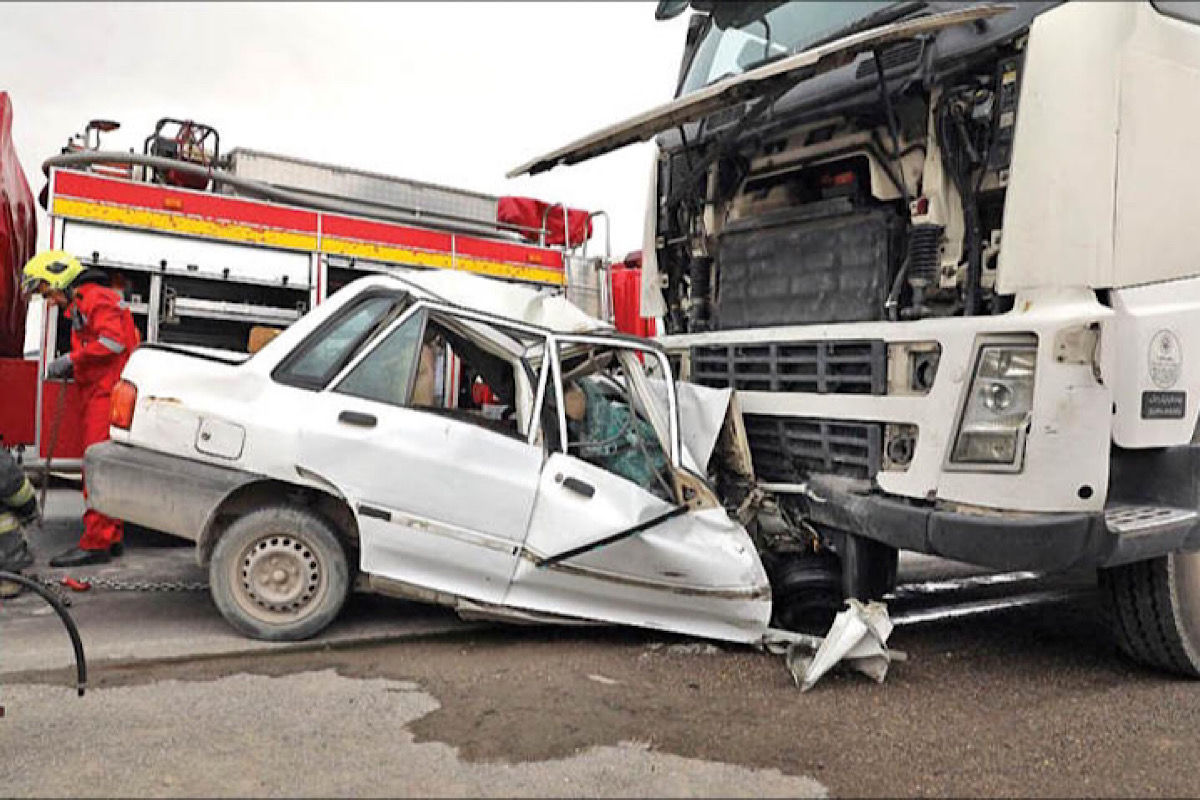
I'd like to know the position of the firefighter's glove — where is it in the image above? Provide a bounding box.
[46,354,73,381]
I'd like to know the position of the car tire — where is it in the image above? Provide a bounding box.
[209,505,350,642]
[1099,551,1200,678]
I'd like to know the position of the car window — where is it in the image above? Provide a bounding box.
[333,308,546,444]
[409,314,534,441]
[273,294,400,390]
[559,343,677,502]
[335,310,426,406]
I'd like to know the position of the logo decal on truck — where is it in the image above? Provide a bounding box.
[1148,330,1183,389]
[1142,391,1187,420]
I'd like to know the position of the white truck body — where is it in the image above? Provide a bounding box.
[508,1,1200,676]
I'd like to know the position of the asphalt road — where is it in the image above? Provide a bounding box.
[2,488,1199,797]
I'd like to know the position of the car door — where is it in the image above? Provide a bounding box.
[297,305,551,604]
[504,339,772,644]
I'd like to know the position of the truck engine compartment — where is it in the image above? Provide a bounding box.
[655,28,1030,335]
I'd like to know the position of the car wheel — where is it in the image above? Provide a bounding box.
[209,505,350,641]
[1100,550,1200,677]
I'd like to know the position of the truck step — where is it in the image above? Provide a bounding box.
[1105,505,1198,535]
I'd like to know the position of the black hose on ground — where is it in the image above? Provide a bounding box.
[0,570,87,696]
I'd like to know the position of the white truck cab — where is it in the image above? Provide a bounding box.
[509,1,1200,676]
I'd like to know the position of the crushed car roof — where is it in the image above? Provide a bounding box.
[367,269,613,335]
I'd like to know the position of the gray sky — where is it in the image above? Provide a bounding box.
[4,2,688,257]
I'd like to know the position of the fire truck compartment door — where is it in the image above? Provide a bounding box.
[60,222,311,289]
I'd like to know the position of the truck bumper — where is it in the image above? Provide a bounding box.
[806,475,1200,573]
[85,441,257,545]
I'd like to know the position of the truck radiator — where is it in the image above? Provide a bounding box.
[743,414,882,483]
[715,206,900,329]
[690,339,886,394]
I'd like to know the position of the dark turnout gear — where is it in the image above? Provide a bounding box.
[0,449,36,574]
[1,452,38,528]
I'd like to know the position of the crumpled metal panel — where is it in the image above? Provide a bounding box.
[762,600,903,690]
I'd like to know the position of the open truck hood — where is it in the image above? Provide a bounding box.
[507,4,1013,178]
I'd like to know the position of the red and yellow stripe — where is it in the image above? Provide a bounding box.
[52,170,566,286]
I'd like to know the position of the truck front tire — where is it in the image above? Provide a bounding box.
[1100,551,1200,677]
[210,505,350,641]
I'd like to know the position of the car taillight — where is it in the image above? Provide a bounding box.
[110,379,137,430]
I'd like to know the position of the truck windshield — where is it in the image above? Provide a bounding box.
[679,1,898,95]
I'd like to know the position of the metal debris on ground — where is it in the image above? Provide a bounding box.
[763,600,905,691]
[665,642,722,656]
[587,673,620,685]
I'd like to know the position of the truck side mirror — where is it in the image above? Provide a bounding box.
[655,1,689,21]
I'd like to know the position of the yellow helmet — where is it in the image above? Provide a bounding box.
[20,250,84,296]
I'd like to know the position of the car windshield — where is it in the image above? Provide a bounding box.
[679,1,898,95]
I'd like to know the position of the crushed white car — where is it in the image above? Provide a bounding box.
[89,270,901,685]
[87,271,798,648]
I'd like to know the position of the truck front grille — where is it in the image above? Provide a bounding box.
[691,340,886,394]
[743,414,882,483]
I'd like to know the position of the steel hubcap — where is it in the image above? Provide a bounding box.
[239,536,321,615]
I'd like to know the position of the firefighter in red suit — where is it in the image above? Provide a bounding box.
[22,251,140,567]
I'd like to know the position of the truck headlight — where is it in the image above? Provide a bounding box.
[950,337,1037,466]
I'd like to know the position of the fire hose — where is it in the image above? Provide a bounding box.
[0,570,87,696]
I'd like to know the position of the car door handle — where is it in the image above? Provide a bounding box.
[338,410,377,428]
[555,473,595,499]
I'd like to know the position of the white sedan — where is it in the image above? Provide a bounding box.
[86,271,774,643]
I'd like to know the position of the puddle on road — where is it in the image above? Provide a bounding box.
[0,669,827,798]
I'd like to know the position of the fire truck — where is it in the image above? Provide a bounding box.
[0,97,621,471]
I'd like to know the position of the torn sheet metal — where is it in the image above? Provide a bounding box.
[647,378,732,472]
[763,600,904,691]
